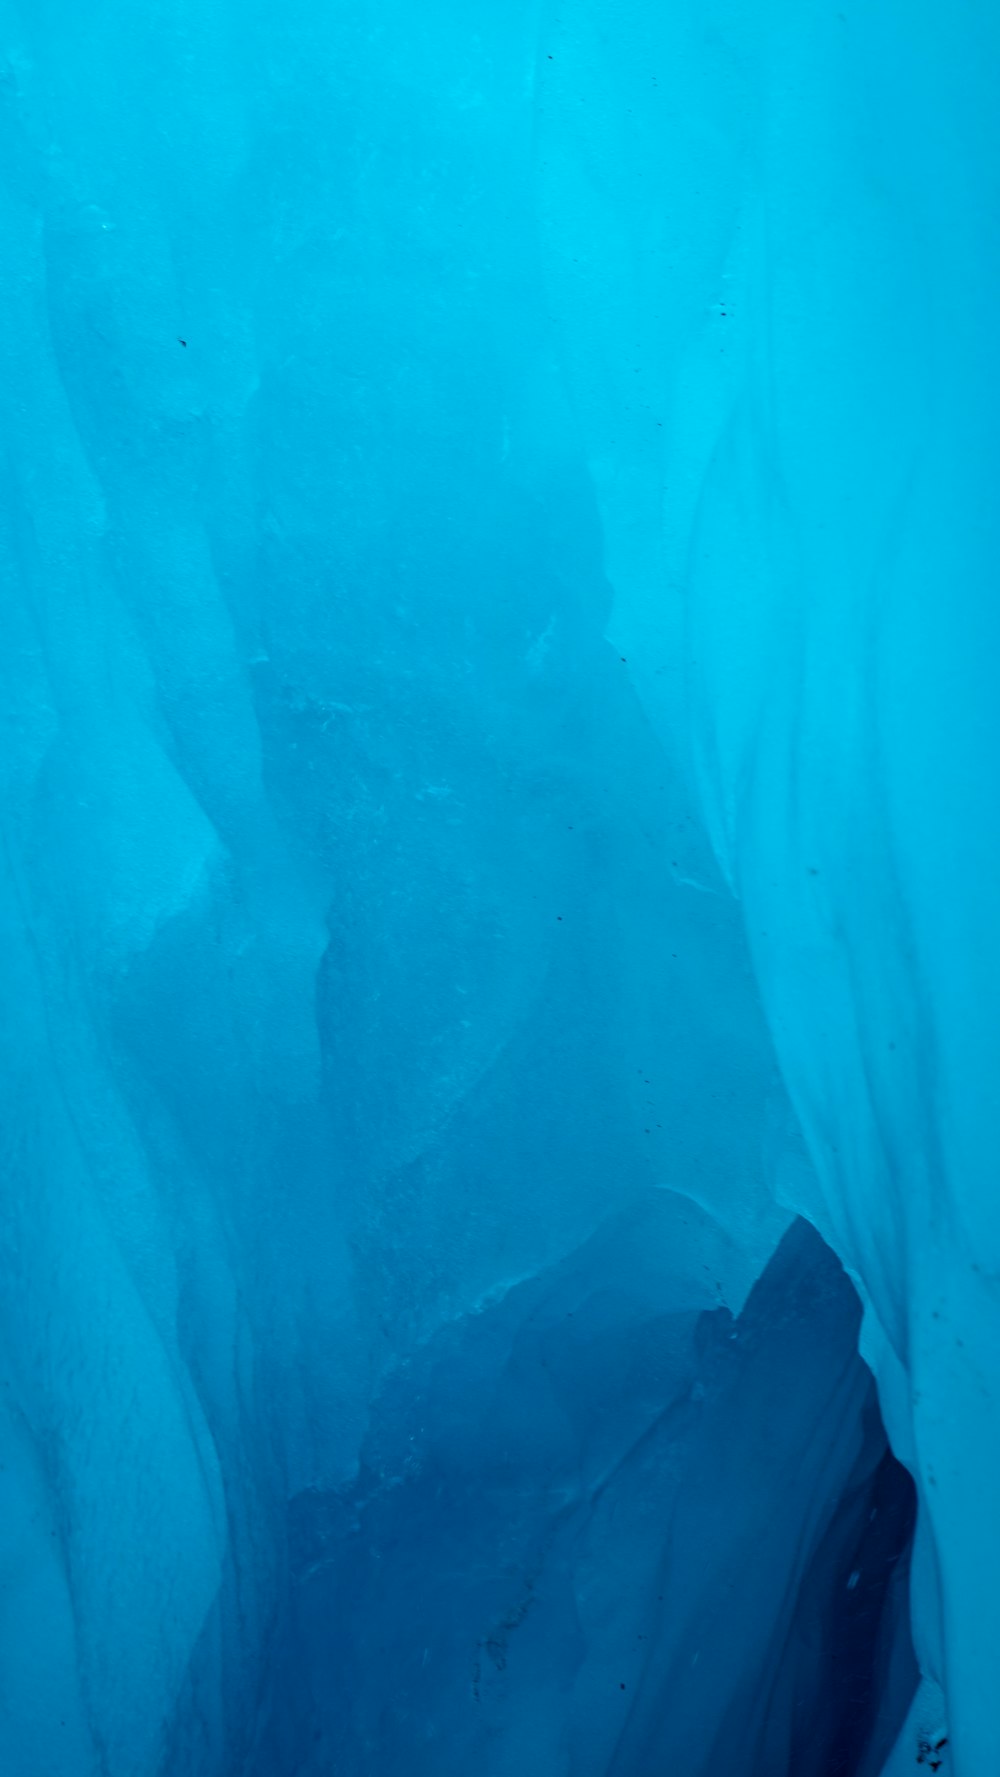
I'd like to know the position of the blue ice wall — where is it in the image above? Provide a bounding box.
[245,1216,916,1777]
[0,1,995,1774]
[533,7,1000,1769]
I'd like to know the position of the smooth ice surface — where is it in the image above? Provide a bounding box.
[536,8,1000,1769]
[256,1216,916,1777]
[0,2,995,1774]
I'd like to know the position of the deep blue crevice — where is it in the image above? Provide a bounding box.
[193,1212,918,1777]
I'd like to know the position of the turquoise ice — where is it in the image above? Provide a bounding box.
[0,2,995,1772]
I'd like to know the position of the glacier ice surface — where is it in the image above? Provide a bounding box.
[0,1,996,1774]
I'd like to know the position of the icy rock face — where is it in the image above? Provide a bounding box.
[0,0,993,1774]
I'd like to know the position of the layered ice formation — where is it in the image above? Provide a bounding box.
[0,1,996,1773]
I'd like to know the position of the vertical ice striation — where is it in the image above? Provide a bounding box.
[535,5,1000,1769]
[0,1,995,1774]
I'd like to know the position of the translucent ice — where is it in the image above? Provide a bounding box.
[0,1,995,1774]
